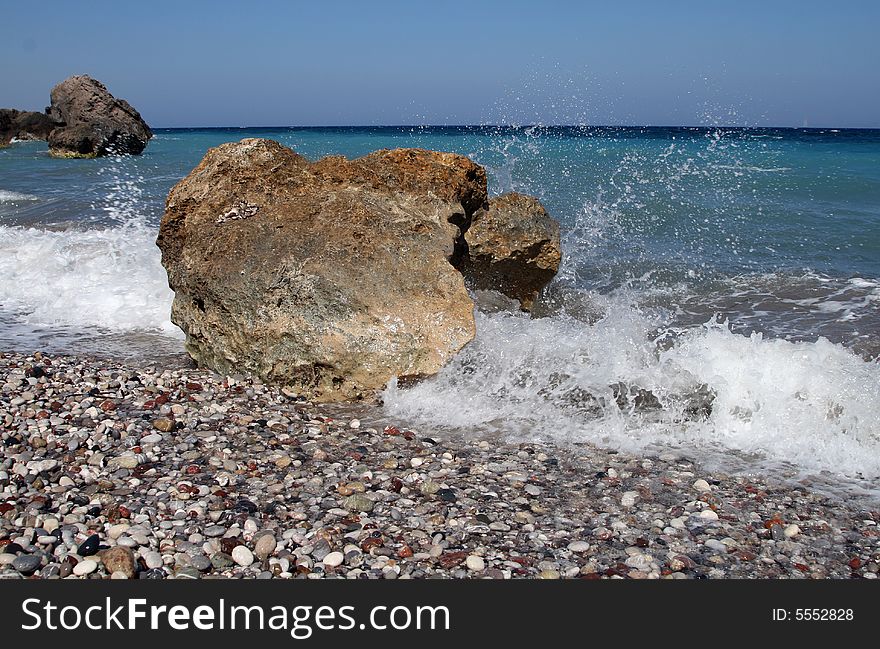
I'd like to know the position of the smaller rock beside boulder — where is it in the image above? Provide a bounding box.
[46,75,152,157]
[460,192,561,310]
[0,108,55,146]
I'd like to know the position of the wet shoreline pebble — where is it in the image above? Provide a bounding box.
[1,351,878,580]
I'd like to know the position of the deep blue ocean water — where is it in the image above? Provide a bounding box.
[2,126,880,483]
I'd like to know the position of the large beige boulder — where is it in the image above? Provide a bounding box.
[158,139,562,402]
[157,139,484,401]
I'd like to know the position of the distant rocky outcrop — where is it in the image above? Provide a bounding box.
[46,75,152,157]
[0,108,55,146]
[1,75,151,156]
[459,192,561,311]
[157,139,560,402]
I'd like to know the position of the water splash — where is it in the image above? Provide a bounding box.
[385,307,880,479]
[382,101,880,484]
[0,155,179,343]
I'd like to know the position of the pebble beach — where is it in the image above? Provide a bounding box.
[1,350,877,580]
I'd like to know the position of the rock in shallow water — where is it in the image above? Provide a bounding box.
[459,192,561,311]
[46,75,152,157]
[158,141,482,402]
[157,139,560,401]
[0,109,55,146]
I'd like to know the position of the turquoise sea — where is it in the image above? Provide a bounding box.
[2,126,879,484]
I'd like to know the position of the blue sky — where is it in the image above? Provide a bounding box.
[1,0,878,127]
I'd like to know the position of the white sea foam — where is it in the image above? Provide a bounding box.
[711,164,791,173]
[0,189,40,202]
[0,223,180,336]
[384,304,880,479]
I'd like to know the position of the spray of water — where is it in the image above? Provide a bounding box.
[0,154,179,338]
[384,84,880,483]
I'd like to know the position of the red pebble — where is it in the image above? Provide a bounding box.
[438,551,468,569]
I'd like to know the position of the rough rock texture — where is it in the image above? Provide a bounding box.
[100,546,137,579]
[460,192,561,310]
[0,109,56,146]
[158,139,485,401]
[46,75,152,157]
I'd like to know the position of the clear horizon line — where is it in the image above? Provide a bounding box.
[151,123,880,131]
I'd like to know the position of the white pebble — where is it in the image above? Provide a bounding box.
[704,539,727,552]
[142,550,163,569]
[108,523,130,540]
[323,551,344,568]
[784,524,801,538]
[232,546,254,567]
[693,479,711,492]
[699,509,719,520]
[73,559,97,576]
[465,555,485,571]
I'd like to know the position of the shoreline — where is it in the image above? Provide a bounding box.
[1,350,877,579]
